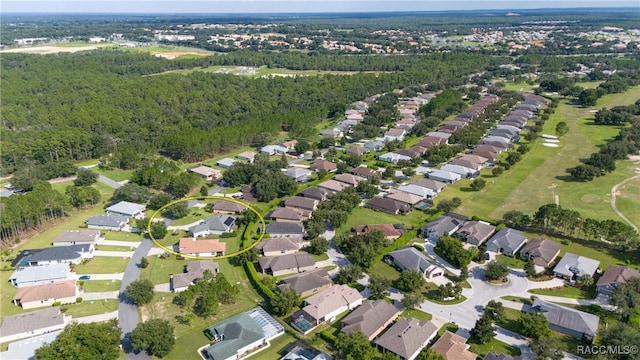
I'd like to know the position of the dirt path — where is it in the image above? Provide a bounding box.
[610,174,640,232]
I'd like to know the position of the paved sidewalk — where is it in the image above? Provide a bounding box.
[526,277,565,290]
[94,250,135,257]
[148,247,169,256]
[100,240,140,248]
[81,291,119,300]
[154,283,171,293]
[72,311,119,324]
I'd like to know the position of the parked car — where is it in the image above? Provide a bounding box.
[485,253,491,261]
[79,275,91,280]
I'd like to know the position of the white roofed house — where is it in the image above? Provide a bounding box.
[106,201,146,218]
[553,253,600,282]
[261,145,289,155]
[388,247,444,280]
[379,152,412,164]
[284,167,313,183]
[397,184,437,199]
[85,214,129,231]
[440,164,479,179]
[52,230,101,246]
[188,215,237,238]
[9,263,71,288]
[427,170,461,184]
[216,158,237,169]
[384,128,406,142]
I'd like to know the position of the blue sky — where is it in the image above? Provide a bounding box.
[1,0,637,13]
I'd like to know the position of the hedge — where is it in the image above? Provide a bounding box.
[319,330,337,345]
[244,261,275,300]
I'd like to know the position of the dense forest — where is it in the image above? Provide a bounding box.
[0,50,506,175]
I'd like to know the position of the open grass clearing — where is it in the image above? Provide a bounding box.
[494,307,524,334]
[501,296,533,305]
[92,167,133,182]
[80,280,122,292]
[74,257,129,274]
[529,285,593,299]
[368,261,401,282]
[167,210,208,226]
[402,308,432,321]
[338,206,428,234]
[614,178,640,229]
[102,231,143,242]
[437,322,459,336]
[469,338,522,358]
[95,245,136,252]
[495,254,526,269]
[63,299,119,318]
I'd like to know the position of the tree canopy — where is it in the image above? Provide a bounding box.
[35,320,122,360]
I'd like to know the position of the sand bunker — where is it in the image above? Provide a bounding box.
[541,134,559,140]
[543,143,559,148]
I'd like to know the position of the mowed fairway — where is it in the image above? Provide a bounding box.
[454,86,640,222]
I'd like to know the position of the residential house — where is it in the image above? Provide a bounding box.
[346,146,368,156]
[364,140,385,152]
[202,307,284,360]
[265,222,306,238]
[320,129,343,138]
[261,145,289,155]
[334,174,366,187]
[354,224,404,240]
[9,263,71,288]
[283,196,318,212]
[379,152,411,164]
[268,208,306,222]
[374,318,438,360]
[457,154,490,168]
[284,167,313,183]
[276,268,333,298]
[388,247,444,279]
[106,201,145,218]
[86,215,129,231]
[188,165,221,180]
[237,151,257,163]
[341,300,402,341]
[529,299,600,341]
[170,260,219,292]
[456,221,496,246]
[280,140,299,151]
[178,238,226,257]
[346,113,364,122]
[281,341,333,360]
[427,170,461,184]
[213,200,246,215]
[386,191,424,206]
[395,148,419,159]
[318,180,351,193]
[410,179,447,193]
[258,252,315,277]
[0,307,68,344]
[431,331,478,360]
[440,164,479,179]
[189,215,237,238]
[416,136,446,148]
[449,158,483,172]
[426,131,452,140]
[52,230,101,247]
[292,285,363,333]
[368,197,410,215]
[23,244,94,266]
[553,253,600,281]
[519,238,561,267]
[384,128,406,142]
[409,145,428,156]
[310,159,337,173]
[299,187,329,202]
[216,158,237,169]
[596,265,640,296]
[257,237,303,257]
[350,166,379,180]
[420,215,465,242]
[396,118,417,129]
[486,228,528,255]
[12,281,77,309]
[469,149,498,163]
[397,184,436,199]
[0,330,62,360]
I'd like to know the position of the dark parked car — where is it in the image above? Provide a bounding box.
[79,275,91,280]
[485,253,491,261]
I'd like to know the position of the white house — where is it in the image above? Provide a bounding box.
[106,201,145,218]
[427,170,461,184]
[379,152,412,164]
[9,264,71,288]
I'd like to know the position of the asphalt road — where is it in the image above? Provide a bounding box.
[98,175,123,189]
[118,238,153,360]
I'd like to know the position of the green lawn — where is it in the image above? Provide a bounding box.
[495,254,526,269]
[500,296,533,305]
[529,285,594,299]
[80,280,122,292]
[338,207,429,234]
[95,245,136,252]
[402,308,432,321]
[308,252,329,262]
[63,299,119,318]
[92,167,133,182]
[74,257,129,274]
[437,322,459,336]
[102,231,143,241]
[469,338,522,358]
[495,308,524,334]
[614,179,640,229]
[168,210,207,226]
[368,261,401,281]
[140,255,187,285]
[51,180,75,194]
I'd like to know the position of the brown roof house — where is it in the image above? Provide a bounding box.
[519,238,561,267]
[258,252,315,277]
[386,191,423,206]
[375,318,439,360]
[368,197,410,215]
[334,173,366,187]
[212,200,246,215]
[283,196,318,212]
[354,224,404,240]
[350,166,379,180]
[170,260,220,293]
[237,151,256,163]
[456,221,496,246]
[256,236,303,257]
[318,179,351,193]
[341,300,402,341]
[292,284,363,334]
[347,146,368,156]
[310,159,338,173]
[12,281,77,310]
[188,165,221,181]
[431,331,478,360]
[277,268,333,298]
[178,238,226,257]
[268,208,307,222]
[299,186,329,202]
[596,265,640,296]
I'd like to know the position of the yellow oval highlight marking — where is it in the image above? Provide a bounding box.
[147,195,266,260]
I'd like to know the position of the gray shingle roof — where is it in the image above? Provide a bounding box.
[189,215,237,235]
[277,268,332,295]
[341,300,401,339]
[520,238,560,267]
[374,318,438,359]
[421,215,465,238]
[531,299,600,338]
[265,222,305,236]
[0,307,65,337]
[28,244,92,263]
[487,228,527,253]
[259,252,314,273]
[86,215,129,228]
[52,230,100,244]
[389,247,440,275]
[553,253,600,279]
[204,313,265,360]
[106,201,145,217]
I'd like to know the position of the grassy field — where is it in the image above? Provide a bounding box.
[529,285,593,299]
[469,338,522,358]
[338,207,428,234]
[402,308,432,321]
[167,210,208,226]
[102,231,143,241]
[368,261,401,281]
[64,299,119,318]
[74,257,129,274]
[495,254,526,269]
[81,280,122,292]
[95,245,136,252]
[443,86,640,223]
[92,167,133,182]
[614,176,640,229]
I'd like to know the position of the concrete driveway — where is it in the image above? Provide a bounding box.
[81,291,120,300]
[98,175,122,189]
